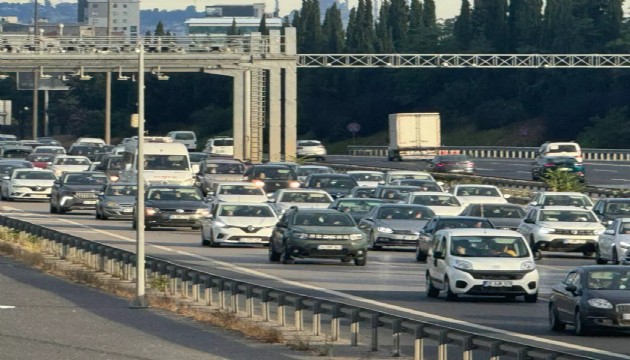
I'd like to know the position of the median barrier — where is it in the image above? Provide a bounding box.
[0,214,602,360]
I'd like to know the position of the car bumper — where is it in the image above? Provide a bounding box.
[374,232,419,247]
[213,227,273,244]
[446,268,539,296]
[534,234,598,252]
[146,214,202,228]
[285,241,367,260]
[582,308,630,330]
[59,196,98,210]
[9,189,52,200]
[101,206,134,218]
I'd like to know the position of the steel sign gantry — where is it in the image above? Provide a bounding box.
[0,29,298,163]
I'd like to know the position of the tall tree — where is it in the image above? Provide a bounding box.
[454,0,473,49]
[258,15,269,35]
[227,18,241,35]
[406,0,424,51]
[388,0,409,50]
[422,0,438,49]
[472,0,509,51]
[508,0,543,51]
[154,21,165,36]
[296,0,323,52]
[540,0,575,52]
[322,3,345,53]
[375,0,394,52]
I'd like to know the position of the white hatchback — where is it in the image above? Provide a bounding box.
[296,140,327,161]
[425,228,539,302]
[406,191,466,216]
[201,202,278,247]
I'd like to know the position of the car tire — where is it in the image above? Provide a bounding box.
[445,277,458,301]
[57,206,66,214]
[191,226,201,230]
[281,246,294,264]
[354,257,367,266]
[574,309,590,336]
[50,203,57,214]
[549,304,566,332]
[144,224,152,231]
[268,244,281,262]
[95,209,101,220]
[426,274,439,298]
[201,230,210,246]
[132,219,137,229]
[370,233,382,251]
[524,292,538,303]
[208,231,220,248]
[415,247,427,262]
[101,212,109,220]
[530,236,542,260]
[612,248,620,265]
[340,258,351,263]
[583,252,594,257]
[595,246,608,264]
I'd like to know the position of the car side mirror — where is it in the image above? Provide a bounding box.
[524,218,534,224]
[565,284,578,293]
[53,180,60,185]
[529,201,538,207]
[605,229,615,235]
[433,251,444,259]
[2,176,9,180]
[504,194,512,199]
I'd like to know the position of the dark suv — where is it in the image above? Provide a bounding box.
[415,216,494,261]
[592,198,630,226]
[268,208,368,265]
[243,164,299,194]
[50,171,109,214]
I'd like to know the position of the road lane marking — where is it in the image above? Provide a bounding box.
[5,209,630,359]
[592,169,617,172]
[0,305,16,309]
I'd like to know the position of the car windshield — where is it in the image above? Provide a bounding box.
[55,157,90,165]
[438,155,471,162]
[606,202,630,215]
[396,180,441,191]
[294,213,354,226]
[189,153,208,163]
[280,191,331,203]
[311,177,356,189]
[0,163,32,175]
[297,167,333,176]
[27,154,54,162]
[206,162,244,174]
[480,205,526,218]
[219,205,274,217]
[144,155,190,171]
[376,207,434,220]
[106,157,123,170]
[147,188,203,201]
[435,219,493,231]
[335,200,382,213]
[587,270,630,290]
[349,173,384,182]
[64,174,107,185]
[106,185,137,196]
[548,145,578,153]
[540,210,597,222]
[351,187,376,198]
[14,171,56,180]
[390,174,432,181]
[254,168,295,180]
[3,149,31,158]
[412,195,460,206]
[456,187,500,197]
[213,139,233,146]
[450,236,529,258]
[542,195,592,207]
[174,133,195,140]
[218,185,264,196]
[35,147,64,154]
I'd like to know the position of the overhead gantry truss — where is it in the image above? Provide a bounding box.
[297,54,630,68]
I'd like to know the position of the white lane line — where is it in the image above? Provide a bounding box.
[0,305,16,309]
[592,169,617,173]
[516,171,531,174]
[7,209,630,359]
[611,179,630,182]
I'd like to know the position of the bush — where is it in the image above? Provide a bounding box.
[542,169,585,192]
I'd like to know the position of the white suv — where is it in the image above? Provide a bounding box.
[167,131,197,151]
[517,206,605,259]
[526,191,594,211]
[425,228,539,302]
[296,140,327,161]
[538,142,582,162]
[204,137,234,156]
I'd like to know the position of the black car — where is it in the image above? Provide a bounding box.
[243,165,300,194]
[592,198,630,226]
[459,204,526,230]
[329,197,384,223]
[0,145,33,159]
[49,171,109,214]
[348,186,378,199]
[133,185,210,230]
[94,154,124,182]
[415,216,494,261]
[549,265,630,335]
[302,173,358,199]
[0,159,34,177]
[68,144,101,161]
[95,183,137,220]
[531,155,585,182]
[429,154,476,175]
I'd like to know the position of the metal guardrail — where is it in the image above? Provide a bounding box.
[347,146,630,162]
[0,215,604,360]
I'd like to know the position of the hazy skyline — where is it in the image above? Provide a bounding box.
[8,0,463,19]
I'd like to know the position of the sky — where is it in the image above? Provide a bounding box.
[7,0,463,19]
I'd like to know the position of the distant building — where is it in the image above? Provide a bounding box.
[319,0,350,28]
[185,4,282,35]
[77,0,139,38]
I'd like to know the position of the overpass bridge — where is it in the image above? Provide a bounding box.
[3,28,630,163]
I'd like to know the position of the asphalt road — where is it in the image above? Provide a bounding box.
[3,201,630,359]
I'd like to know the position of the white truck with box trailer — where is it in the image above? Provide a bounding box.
[387,113,441,161]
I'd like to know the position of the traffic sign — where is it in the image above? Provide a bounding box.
[347,122,361,134]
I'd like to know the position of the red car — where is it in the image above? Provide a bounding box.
[26,153,55,169]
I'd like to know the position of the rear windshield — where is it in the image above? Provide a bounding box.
[298,141,322,147]
[206,162,244,174]
[547,144,578,153]
[175,133,195,140]
[189,153,208,163]
[213,139,233,146]
[3,149,31,158]
[27,154,55,162]
[412,195,460,206]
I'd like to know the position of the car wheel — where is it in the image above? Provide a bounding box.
[530,236,542,260]
[370,233,382,251]
[445,277,458,301]
[354,257,367,266]
[612,248,620,265]
[95,209,101,220]
[524,292,538,303]
[132,219,137,229]
[281,246,294,264]
[574,309,590,336]
[101,212,109,220]
[595,246,608,264]
[415,246,427,262]
[50,202,57,214]
[583,252,594,257]
[201,230,210,246]
[340,258,351,263]
[549,304,566,332]
[426,274,439,298]
[191,226,201,230]
[268,243,281,262]
[208,231,220,248]
[57,206,66,214]
[144,224,152,231]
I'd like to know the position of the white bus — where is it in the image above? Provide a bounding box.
[120,137,195,185]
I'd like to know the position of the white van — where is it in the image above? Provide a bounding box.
[204,137,234,156]
[76,137,106,147]
[167,131,197,151]
[120,136,195,186]
[426,228,539,302]
[538,142,582,162]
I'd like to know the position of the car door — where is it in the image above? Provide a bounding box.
[271,212,290,252]
[357,207,377,239]
[598,220,618,261]
[517,209,538,238]
[554,271,579,322]
[427,232,448,288]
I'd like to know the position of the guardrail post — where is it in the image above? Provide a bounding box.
[230,282,238,314]
[414,325,425,360]
[350,309,360,347]
[331,304,341,341]
[438,330,449,360]
[191,273,200,302]
[277,294,286,326]
[169,266,177,296]
[217,279,226,310]
[204,276,214,306]
[294,297,304,332]
[490,341,502,360]
[371,313,380,351]
[312,301,322,336]
[245,285,253,318]
[462,335,475,360]
[392,319,402,357]
[261,289,270,322]
[180,270,189,299]
[515,347,529,360]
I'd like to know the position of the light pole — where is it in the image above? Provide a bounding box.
[58,23,64,37]
[105,0,112,144]
[130,41,148,309]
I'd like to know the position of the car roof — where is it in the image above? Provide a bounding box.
[538,206,592,211]
[217,181,259,186]
[63,171,105,175]
[147,185,198,189]
[387,170,431,174]
[346,170,384,174]
[437,228,522,236]
[433,215,490,221]
[410,191,453,196]
[378,185,422,190]
[12,168,50,172]
[537,191,586,196]
[289,208,344,214]
[203,159,242,164]
[298,165,331,169]
[308,173,351,178]
[455,184,499,188]
[278,188,329,193]
[335,197,384,202]
[375,203,432,209]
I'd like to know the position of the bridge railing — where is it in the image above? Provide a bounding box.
[0,34,281,55]
[347,145,630,161]
[0,215,601,360]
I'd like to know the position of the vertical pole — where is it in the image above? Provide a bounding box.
[43,90,49,136]
[105,72,112,144]
[232,71,245,161]
[130,41,147,309]
[268,66,282,162]
[283,27,297,160]
[243,70,252,162]
[32,71,38,140]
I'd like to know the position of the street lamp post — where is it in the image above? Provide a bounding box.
[58,23,64,37]
[130,41,148,309]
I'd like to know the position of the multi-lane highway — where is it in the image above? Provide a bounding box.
[3,198,630,359]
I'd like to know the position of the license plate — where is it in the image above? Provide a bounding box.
[564,239,586,244]
[170,215,190,220]
[483,280,512,287]
[403,235,418,240]
[83,200,96,205]
[318,244,343,250]
[243,238,263,243]
[122,208,133,213]
[623,314,630,320]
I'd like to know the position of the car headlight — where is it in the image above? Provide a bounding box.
[105,201,119,208]
[288,181,301,188]
[109,175,119,182]
[349,233,363,241]
[588,298,613,309]
[594,228,606,235]
[453,259,473,270]
[521,261,536,270]
[619,241,630,249]
[196,208,210,217]
[253,180,265,188]
[539,227,556,234]
[213,221,226,228]
[145,207,158,216]
[376,226,393,233]
[293,232,308,239]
